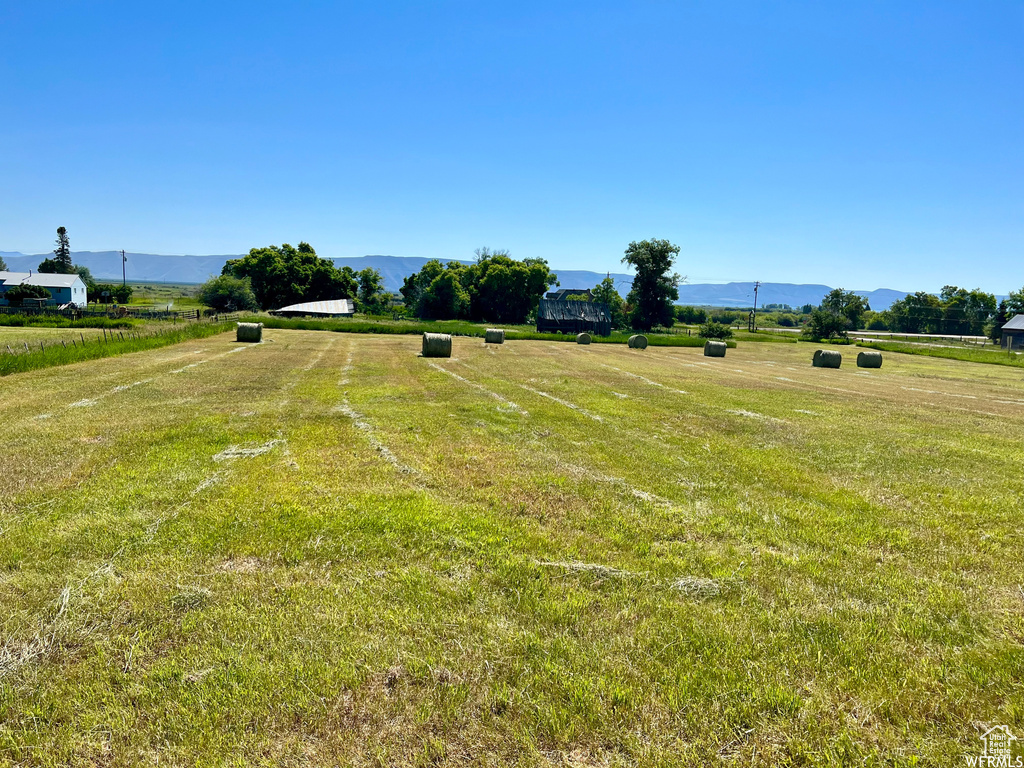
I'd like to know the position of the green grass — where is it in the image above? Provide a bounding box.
[247,314,734,347]
[858,339,1024,368]
[126,281,203,309]
[0,321,234,376]
[0,332,1021,764]
[0,312,139,329]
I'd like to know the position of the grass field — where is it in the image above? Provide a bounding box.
[857,339,1024,369]
[0,331,1021,765]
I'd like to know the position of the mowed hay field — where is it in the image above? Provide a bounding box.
[1,331,1022,766]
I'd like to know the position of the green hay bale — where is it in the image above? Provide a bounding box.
[422,332,452,358]
[627,334,648,350]
[857,350,883,368]
[484,328,505,344]
[576,333,592,345]
[236,322,263,343]
[704,340,727,357]
[812,349,842,368]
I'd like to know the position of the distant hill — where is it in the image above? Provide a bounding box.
[0,251,911,309]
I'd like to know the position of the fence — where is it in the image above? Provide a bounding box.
[0,304,201,321]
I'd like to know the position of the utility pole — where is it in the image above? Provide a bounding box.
[121,250,126,287]
[749,280,761,332]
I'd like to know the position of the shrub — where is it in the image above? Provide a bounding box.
[699,321,734,340]
[198,275,259,312]
[4,284,51,307]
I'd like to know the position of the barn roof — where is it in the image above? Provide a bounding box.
[270,298,355,316]
[1002,314,1024,331]
[537,298,611,323]
[0,271,84,289]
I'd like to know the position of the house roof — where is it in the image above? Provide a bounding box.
[0,271,83,289]
[270,298,355,316]
[537,298,611,323]
[1001,314,1024,331]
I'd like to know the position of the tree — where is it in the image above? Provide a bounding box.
[988,300,1009,342]
[75,264,94,287]
[939,286,996,335]
[4,284,51,306]
[820,288,870,330]
[421,270,470,320]
[592,275,627,329]
[356,268,390,315]
[676,305,707,324]
[886,292,944,334]
[88,283,133,303]
[802,308,852,340]
[222,242,356,310]
[400,251,557,323]
[1006,286,1024,315]
[39,227,75,274]
[622,238,681,331]
[198,275,259,312]
[0,255,7,270]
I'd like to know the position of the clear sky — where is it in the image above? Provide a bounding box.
[1,1,1020,292]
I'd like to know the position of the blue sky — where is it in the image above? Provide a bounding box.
[1,1,1020,292]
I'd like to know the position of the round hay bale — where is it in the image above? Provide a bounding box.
[857,350,883,368]
[704,340,727,357]
[236,322,263,343]
[484,328,505,344]
[576,332,592,345]
[812,349,842,368]
[627,334,648,350]
[421,332,452,358]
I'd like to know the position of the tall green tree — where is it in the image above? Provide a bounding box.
[988,300,1009,342]
[939,286,996,335]
[356,268,389,314]
[1006,285,1024,315]
[39,226,75,274]
[0,255,7,271]
[622,239,681,331]
[222,242,356,310]
[421,270,470,319]
[591,275,627,329]
[820,288,870,329]
[885,292,944,334]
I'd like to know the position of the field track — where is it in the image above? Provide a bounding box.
[1,329,1022,765]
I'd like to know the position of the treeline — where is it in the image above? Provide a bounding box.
[202,243,390,314]
[802,286,1023,341]
[400,249,557,324]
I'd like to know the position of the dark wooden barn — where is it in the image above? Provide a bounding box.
[1001,314,1024,350]
[536,299,612,336]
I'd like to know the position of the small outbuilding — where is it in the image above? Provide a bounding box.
[536,298,612,337]
[270,298,355,318]
[1001,314,1024,350]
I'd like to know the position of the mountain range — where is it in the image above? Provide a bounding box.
[0,251,911,310]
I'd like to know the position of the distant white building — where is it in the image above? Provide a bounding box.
[0,271,88,307]
[270,298,355,318]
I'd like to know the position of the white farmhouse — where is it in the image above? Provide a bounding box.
[0,271,88,307]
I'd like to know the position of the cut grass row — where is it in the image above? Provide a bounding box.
[0,321,234,376]
[246,314,736,347]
